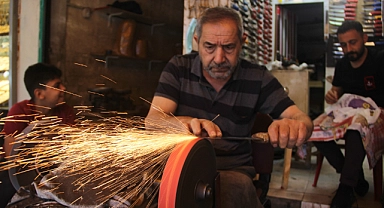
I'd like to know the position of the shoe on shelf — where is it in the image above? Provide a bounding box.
[331,183,356,208]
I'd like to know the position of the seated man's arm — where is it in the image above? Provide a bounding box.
[145,96,222,138]
[267,105,313,149]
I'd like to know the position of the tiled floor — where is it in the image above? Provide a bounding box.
[267,149,382,208]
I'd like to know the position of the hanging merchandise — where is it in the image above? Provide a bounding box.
[362,0,382,38]
[328,0,383,38]
[187,0,221,19]
[231,0,273,65]
[329,1,347,31]
[275,5,297,63]
[329,0,349,62]
[328,0,383,63]
[185,18,197,54]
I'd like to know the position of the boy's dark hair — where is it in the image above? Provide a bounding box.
[337,20,364,36]
[24,63,62,99]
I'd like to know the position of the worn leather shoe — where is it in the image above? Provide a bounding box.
[331,183,356,208]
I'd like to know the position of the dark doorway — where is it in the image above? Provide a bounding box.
[277,3,326,118]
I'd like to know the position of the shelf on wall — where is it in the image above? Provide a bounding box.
[91,54,167,70]
[95,6,158,26]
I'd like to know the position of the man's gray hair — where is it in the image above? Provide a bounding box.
[195,7,244,42]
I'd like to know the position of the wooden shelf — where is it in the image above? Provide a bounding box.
[93,6,170,69]
[95,6,155,26]
[91,54,166,70]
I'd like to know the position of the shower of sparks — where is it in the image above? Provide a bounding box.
[211,114,220,122]
[95,59,106,63]
[73,106,93,116]
[56,102,67,106]
[31,109,43,114]
[88,90,105,96]
[100,75,117,84]
[27,103,52,110]
[74,63,88,68]
[39,83,83,98]
[0,115,197,207]
[140,97,168,118]
[74,106,94,109]
[100,111,128,115]
[0,114,39,123]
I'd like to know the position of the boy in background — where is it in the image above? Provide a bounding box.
[0,63,75,207]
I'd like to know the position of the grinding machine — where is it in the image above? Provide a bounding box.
[5,127,269,208]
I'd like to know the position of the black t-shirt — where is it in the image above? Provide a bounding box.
[333,48,384,107]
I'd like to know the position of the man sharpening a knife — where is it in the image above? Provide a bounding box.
[145,7,313,208]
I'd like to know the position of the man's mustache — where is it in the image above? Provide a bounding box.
[346,52,357,56]
[208,62,231,69]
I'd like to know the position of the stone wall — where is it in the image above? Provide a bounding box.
[47,0,183,116]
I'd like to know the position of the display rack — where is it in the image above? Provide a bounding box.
[230,0,273,64]
[91,54,165,71]
[328,0,383,62]
[93,6,168,69]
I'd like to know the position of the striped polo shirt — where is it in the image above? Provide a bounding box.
[155,52,294,169]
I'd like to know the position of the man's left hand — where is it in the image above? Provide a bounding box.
[267,118,308,148]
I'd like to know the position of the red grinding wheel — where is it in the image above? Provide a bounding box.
[159,138,217,208]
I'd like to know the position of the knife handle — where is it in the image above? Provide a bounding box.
[252,132,269,142]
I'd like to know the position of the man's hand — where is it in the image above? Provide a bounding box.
[325,86,342,104]
[268,118,309,149]
[325,90,339,104]
[183,118,222,138]
[270,105,314,149]
[145,96,223,138]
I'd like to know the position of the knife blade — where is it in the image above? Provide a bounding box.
[208,132,270,143]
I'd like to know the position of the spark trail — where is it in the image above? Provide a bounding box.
[1,115,197,207]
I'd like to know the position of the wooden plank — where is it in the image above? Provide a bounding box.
[281,148,292,189]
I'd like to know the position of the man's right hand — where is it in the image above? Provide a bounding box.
[189,118,222,138]
[325,90,338,104]
[145,96,222,138]
[325,86,342,104]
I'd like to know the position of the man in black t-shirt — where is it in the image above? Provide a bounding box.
[313,20,384,208]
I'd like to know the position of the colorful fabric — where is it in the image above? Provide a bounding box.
[309,115,352,142]
[308,94,384,168]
